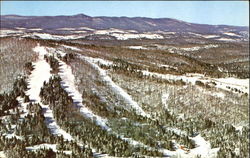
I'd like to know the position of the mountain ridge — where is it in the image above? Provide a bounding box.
[1,14,248,33]
[1,13,249,27]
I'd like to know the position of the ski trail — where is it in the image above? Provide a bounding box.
[56,57,169,154]
[80,55,150,118]
[77,54,219,157]
[55,47,219,157]
[25,44,73,141]
[57,58,110,130]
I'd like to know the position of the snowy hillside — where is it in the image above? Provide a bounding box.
[0,36,249,157]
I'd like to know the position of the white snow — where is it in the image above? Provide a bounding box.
[0,151,6,158]
[216,38,236,42]
[78,27,95,31]
[94,29,164,40]
[15,27,26,30]
[188,134,219,158]
[57,58,110,130]
[0,29,24,37]
[62,45,82,51]
[26,46,52,102]
[127,46,148,50]
[41,104,73,141]
[188,32,203,37]
[214,77,249,94]
[159,64,178,70]
[26,143,72,155]
[223,32,241,37]
[153,44,218,53]
[26,143,57,151]
[0,29,24,34]
[95,28,126,34]
[233,125,244,134]
[25,45,73,141]
[119,133,219,158]
[141,70,249,95]
[56,50,67,57]
[84,56,113,66]
[81,56,149,118]
[3,132,23,140]
[112,33,164,40]
[30,33,86,40]
[202,35,220,39]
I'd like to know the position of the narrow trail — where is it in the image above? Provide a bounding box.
[53,45,220,157]
[57,58,110,130]
[75,52,219,158]
[56,56,168,155]
[81,55,150,118]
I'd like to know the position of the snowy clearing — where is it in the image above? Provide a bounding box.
[223,32,241,37]
[94,29,164,40]
[27,33,86,40]
[26,46,52,102]
[188,135,219,158]
[111,33,164,40]
[202,35,220,39]
[127,46,148,50]
[159,64,178,70]
[62,45,82,51]
[78,27,96,31]
[141,70,249,95]
[216,38,236,42]
[26,144,72,155]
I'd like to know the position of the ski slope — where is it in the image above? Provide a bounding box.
[25,45,73,141]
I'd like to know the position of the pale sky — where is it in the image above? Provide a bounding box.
[1,1,249,26]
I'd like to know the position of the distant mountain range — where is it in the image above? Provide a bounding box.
[0,14,249,41]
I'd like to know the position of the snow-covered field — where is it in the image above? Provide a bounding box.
[216,38,236,42]
[26,144,72,155]
[127,46,148,50]
[223,32,241,37]
[141,70,249,94]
